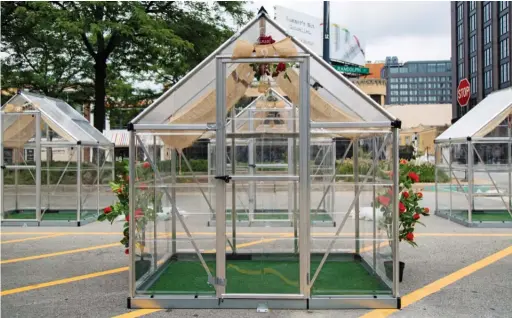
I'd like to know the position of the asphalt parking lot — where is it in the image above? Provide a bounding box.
[1,192,511,318]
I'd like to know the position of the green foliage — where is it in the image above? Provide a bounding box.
[2,2,253,130]
[402,161,450,183]
[336,159,389,181]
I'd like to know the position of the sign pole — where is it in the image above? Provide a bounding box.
[323,1,330,64]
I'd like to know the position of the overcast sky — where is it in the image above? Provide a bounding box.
[248,0,451,63]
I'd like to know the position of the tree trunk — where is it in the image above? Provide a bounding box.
[94,57,107,132]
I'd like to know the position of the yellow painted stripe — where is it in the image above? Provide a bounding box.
[0,234,67,244]
[360,245,512,318]
[111,310,162,318]
[1,243,119,264]
[0,266,129,296]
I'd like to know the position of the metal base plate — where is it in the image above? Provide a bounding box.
[207,219,336,227]
[1,218,95,227]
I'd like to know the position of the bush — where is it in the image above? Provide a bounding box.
[336,159,450,183]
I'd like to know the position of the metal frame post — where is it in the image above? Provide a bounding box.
[46,125,51,211]
[434,144,439,213]
[248,108,256,222]
[128,130,136,298]
[298,56,311,298]
[467,140,474,223]
[293,106,298,253]
[153,136,158,270]
[231,105,237,252]
[0,111,4,218]
[353,138,360,254]
[372,137,377,272]
[97,146,100,216]
[449,142,453,216]
[171,148,177,255]
[391,128,400,298]
[35,112,41,222]
[508,125,511,209]
[214,57,227,296]
[287,108,294,223]
[76,144,81,223]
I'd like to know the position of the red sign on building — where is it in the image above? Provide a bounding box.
[457,78,470,107]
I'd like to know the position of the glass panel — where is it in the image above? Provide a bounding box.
[133,134,216,296]
[310,133,395,296]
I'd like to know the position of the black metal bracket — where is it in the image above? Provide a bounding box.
[397,296,402,309]
[248,164,256,168]
[391,119,402,129]
[258,6,268,14]
[215,175,232,183]
[467,136,472,141]
[127,123,134,131]
[0,165,5,170]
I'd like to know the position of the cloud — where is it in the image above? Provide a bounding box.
[249,0,451,61]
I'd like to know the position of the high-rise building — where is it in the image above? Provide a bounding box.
[382,57,452,105]
[451,1,511,120]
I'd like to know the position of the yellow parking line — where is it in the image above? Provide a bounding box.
[360,245,512,318]
[1,243,119,264]
[0,266,129,296]
[0,234,67,244]
[112,310,162,318]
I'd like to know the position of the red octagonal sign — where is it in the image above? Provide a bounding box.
[457,78,470,107]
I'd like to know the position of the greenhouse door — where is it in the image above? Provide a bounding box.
[0,111,42,223]
[213,56,311,300]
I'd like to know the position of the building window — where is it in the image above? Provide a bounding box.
[427,63,436,73]
[457,3,463,22]
[469,14,476,32]
[484,70,492,89]
[390,97,399,103]
[457,23,463,41]
[410,96,418,102]
[500,13,509,36]
[390,90,399,96]
[428,96,437,102]
[483,2,491,22]
[25,149,34,162]
[400,90,408,96]
[399,84,408,89]
[458,63,464,80]
[389,67,399,74]
[409,78,417,83]
[470,77,477,95]
[408,64,418,73]
[458,44,464,60]
[399,78,407,83]
[470,35,476,53]
[470,56,477,74]
[400,97,409,103]
[500,1,509,11]
[484,47,492,67]
[409,90,418,96]
[390,84,398,89]
[399,67,408,73]
[501,63,510,84]
[410,84,417,89]
[390,78,398,83]
[500,38,510,59]
[484,25,492,44]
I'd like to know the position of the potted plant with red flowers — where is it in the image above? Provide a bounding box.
[98,160,159,279]
[375,159,430,282]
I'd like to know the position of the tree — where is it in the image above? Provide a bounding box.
[2,2,252,131]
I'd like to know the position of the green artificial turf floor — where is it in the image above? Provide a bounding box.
[213,209,332,222]
[445,210,512,222]
[3,209,98,221]
[145,258,389,295]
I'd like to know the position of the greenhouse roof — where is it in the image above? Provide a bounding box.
[130,8,396,149]
[436,87,512,143]
[1,91,113,147]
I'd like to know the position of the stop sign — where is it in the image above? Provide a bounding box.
[457,78,470,107]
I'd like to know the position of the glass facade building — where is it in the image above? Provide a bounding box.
[452,1,511,120]
[382,58,452,105]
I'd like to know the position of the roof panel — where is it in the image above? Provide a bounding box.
[436,88,512,142]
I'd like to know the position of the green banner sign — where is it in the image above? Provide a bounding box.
[332,64,370,75]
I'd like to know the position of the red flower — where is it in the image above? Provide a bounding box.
[276,62,286,72]
[378,195,390,207]
[423,207,430,214]
[400,159,408,165]
[125,214,129,222]
[116,188,123,194]
[413,213,420,220]
[142,162,151,169]
[399,202,406,214]
[406,232,414,241]
[408,172,420,183]
[402,191,409,199]
[103,206,112,214]
[135,209,144,218]
[417,192,423,199]
[138,183,148,191]
[125,248,129,255]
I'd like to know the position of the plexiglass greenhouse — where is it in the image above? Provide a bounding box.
[434,87,512,228]
[0,91,115,226]
[127,9,401,310]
